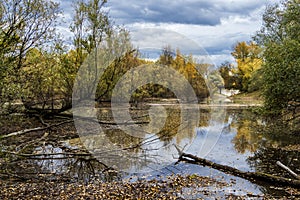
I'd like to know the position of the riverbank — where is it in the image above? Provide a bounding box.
[229,91,263,105]
[1,174,277,199]
[0,174,237,199]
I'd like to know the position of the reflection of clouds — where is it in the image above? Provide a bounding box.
[192,123,224,157]
[190,113,254,171]
[187,106,226,158]
[34,144,72,174]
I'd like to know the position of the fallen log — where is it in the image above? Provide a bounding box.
[178,152,300,188]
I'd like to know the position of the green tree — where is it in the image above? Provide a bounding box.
[22,48,57,111]
[218,61,239,89]
[96,31,138,101]
[0,0,59,69]
[254,0,300,115]
[70,0,112,99]
[0,0,60,108]
[21,41,77,114]
[71,0,111,56]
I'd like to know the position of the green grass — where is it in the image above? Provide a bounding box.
[230,91,263,105]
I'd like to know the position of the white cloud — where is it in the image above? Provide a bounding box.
[57,0,280,65]
[107,0,276,26]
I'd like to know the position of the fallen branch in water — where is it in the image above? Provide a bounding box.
[57,112,149,125]
[1,119,73,139]
[1,113,150,139]
[178,152,300,188]
[276,161,300,180]
[2,151,91,158]
[73,114,148,125]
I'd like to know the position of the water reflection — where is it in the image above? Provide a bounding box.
[230,109,300,154]
[1,105,300,197]
[89,103,228,173]
[40,107,300,180]
[34,144,71,174]
[0,143,120,182]
[232,118,263,153]
[96,104,200,173]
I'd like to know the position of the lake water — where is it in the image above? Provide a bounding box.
[1,103,299,198]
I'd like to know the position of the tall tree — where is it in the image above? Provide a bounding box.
[158,45,174,66]
[21,43,76,114]
[0,0,59,70]
[70,0,112,99]
[254,0,300,115]
[0,0,59,106]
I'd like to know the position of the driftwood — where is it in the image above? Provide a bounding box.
[276,161,300,180]
[178,152,300,188]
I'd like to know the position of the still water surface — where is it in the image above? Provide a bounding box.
[2,103,299,197]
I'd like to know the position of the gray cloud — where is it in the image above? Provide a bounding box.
[107,0,267,26]
[57,0,280,65]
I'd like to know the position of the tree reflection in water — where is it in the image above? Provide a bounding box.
[229,108,300,179]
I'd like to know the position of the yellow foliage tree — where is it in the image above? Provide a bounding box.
[231,41,263,92]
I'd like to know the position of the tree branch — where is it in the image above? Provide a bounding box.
[276,161,300,180]
[1,119,73,139]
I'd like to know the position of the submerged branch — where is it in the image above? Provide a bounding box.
[2,151,91,158]
[276,161,300,180]
[1,115,147,139]
[1,120,73,138]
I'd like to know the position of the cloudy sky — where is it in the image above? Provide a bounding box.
[58,0,280,66]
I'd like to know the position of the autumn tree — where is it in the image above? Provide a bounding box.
[20,41,78,114]
[96,29,139,101]
[254,0,300,115]
[231,41,263,92]
[158,45,174,66]
[174,51,208,99]
[156,48,208,100]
